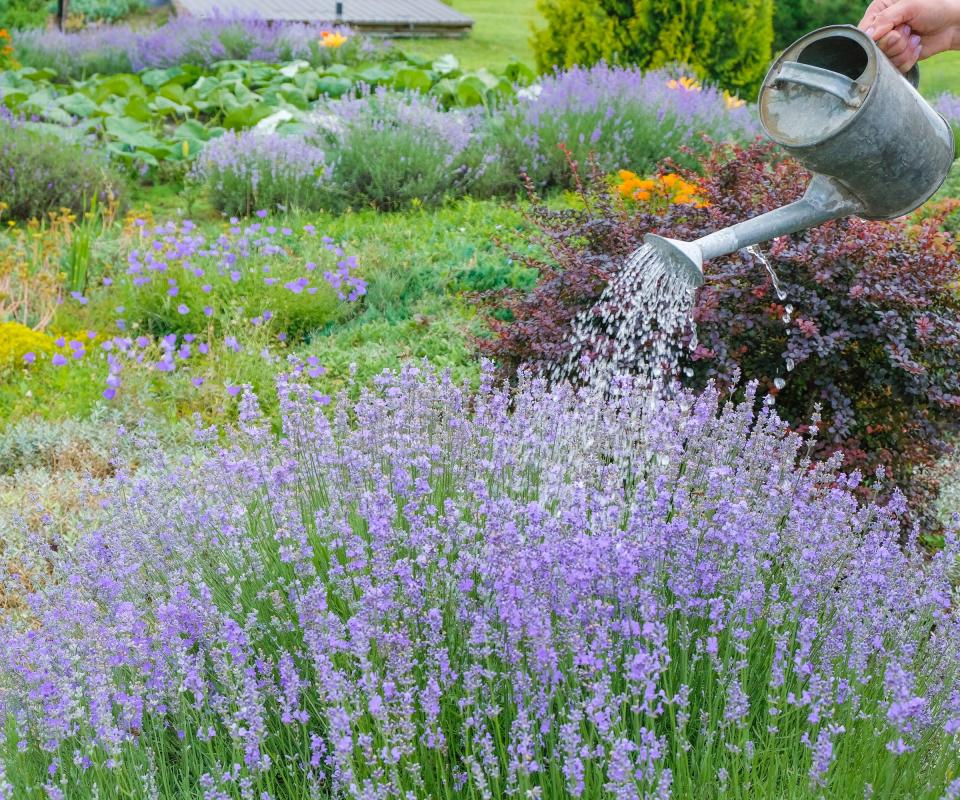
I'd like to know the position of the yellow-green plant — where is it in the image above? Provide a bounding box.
[0,320,53,367]
[531,0,775,96]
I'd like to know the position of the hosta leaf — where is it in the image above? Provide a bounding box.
[504,61,536,86]
[222,102,274,130]
[392,67,432,93]
[123,95,154,122]
[92,74,145,103]
[431,54,460,76]
[158,83,186,103]
[56,92,99,118]
[315,76,352,98]
[173,119,216,142]
[151,95,192,117]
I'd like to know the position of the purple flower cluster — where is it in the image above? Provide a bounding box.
[191,131,330,216]
[1,366,958,796]
[22,215,363,400]
[313,87,489,211]
[491,64,759,190]
[14,15,360,78]
[935,93,960,130]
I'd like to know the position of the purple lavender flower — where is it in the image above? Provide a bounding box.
[2,365,958,798]
[190,131,328,218]
[493,63,759,191]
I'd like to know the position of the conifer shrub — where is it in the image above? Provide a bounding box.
[773,0,867,51]
[531,0,775,97]
[480,142,960,522]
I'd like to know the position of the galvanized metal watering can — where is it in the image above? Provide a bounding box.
[645,24,956,287]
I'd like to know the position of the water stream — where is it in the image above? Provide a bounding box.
[555,241,794,396]
[552,243,697,394]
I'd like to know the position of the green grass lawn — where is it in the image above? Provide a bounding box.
[399,0,541,69]
[921,51,960,98]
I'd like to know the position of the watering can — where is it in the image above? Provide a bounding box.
[645,24,956,288]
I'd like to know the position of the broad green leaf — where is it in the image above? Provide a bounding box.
[173,119,216,142]
[106,143,159,167]
[278,87,310,110]
[123,95,154,122]
[19,67,57,81]
[35,105,75,126]
[455,76,488,107]
[319,63,349,76]
[315,76,352,98]
[151,95,192,117]
[392,67,432,94]
[431,54,460,76]
[56,92,99,118]
[504,61,536,86]
[1,90,29,109]
[158,82,186,103]
[140,68,179,89]
[222,102,274,130]
[396,51,431,68]
[93,74,145,103]
[355,66,392,84]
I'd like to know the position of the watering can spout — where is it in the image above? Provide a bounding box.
[644,174,861,288]
[643,24,954,288]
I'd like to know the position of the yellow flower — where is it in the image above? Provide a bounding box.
[723,90,746,109]
[319,30,348,48]
[0,321,54,367]
[667,75,702,92]
[182,140,190,158]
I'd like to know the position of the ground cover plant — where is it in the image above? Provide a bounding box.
[481,142,960,526]
[0,50,531,177]
[0,197,532,424]
[2,365,959,798]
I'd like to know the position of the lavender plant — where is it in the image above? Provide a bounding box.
[13,16,363,78]
[190,131,331,217]
[1,364,958,798]
[0,114,127,220]
[316,87,491,211]
[482,64,759,194]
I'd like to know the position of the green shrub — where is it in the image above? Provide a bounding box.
[0,121,127,221]
[317,89,489,212]
[51,0,145,23]
[0,0,46,29]
[773,0,866,51]
[531,0,775,96]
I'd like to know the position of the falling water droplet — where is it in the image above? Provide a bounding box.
[746,245,787,302]
[785,357,795,372]
[552,242,700,397]
[774,377,786,390]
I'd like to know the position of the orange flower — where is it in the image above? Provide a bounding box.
[614,170,710,208]
[319,30,348,48]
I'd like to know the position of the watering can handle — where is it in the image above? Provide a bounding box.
[774,61,868,108]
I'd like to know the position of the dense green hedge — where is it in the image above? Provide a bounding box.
[773,1,866,51]
[531,0,775,96]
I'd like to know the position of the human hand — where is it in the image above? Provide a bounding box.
[859,0,960,72]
